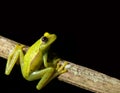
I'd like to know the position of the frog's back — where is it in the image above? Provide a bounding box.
[23,40,43,78]
[24,40,42,64]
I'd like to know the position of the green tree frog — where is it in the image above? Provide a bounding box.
[5,32,67,90]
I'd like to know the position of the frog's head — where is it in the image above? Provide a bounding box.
[40,32,57,51]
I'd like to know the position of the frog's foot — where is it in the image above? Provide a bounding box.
[52,58,61,66]
[56,61,68,74]
[42,61,68,86]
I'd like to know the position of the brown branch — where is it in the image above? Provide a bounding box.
[0,35,120,93]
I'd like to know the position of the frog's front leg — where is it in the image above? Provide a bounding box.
[5,45,24,75]
[26,67,55,90]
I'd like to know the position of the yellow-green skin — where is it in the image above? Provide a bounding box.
[5,32,67,90]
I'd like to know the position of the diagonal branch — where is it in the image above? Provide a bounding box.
[0,35,120,93]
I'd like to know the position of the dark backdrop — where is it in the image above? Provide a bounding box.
[0,5,119,93]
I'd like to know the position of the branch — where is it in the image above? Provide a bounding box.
[0,35,120,93]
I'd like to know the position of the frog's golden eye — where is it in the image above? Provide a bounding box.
[42,36,48,43]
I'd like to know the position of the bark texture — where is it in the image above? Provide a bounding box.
[0,35,120,93]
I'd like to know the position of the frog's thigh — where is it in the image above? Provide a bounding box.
[27,67,55,90]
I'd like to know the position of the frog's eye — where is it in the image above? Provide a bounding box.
[42,36,48,43]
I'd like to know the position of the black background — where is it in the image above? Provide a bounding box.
[0,4,119,93]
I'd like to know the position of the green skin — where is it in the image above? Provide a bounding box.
[5,32,67,90]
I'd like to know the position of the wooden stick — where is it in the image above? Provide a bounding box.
[0,35,120,93]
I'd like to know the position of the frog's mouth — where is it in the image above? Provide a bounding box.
[48,34,57,44]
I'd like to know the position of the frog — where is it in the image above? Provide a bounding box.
[5,32,67,90]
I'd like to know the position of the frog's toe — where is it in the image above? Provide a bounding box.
[56,61,68,74]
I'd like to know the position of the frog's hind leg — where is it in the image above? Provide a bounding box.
[26,67,55,90]
[5,45,24,75]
